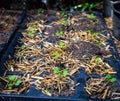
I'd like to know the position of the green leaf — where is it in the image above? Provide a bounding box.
[93,32,99,36]
[61,13,68,18]
[21,45,26,49]
[95,58,101,63]
[89,3,95,10]
[63,70,69,76]
[110,78,117,83]
[89,13,95,20]
[105,74,112,79]
[54,67,60,75]
[38,8,44,14]
[81,3,89,11]
[8,83,13,89]
[15,80,22,86]
[9,75,16,81]
[62,21,68,27]
[59,42,66,49]
[56,31,64,37]
[87,29,92,33]
[96,41,102,45]
[53,52,59,59]
[28,30,36,35]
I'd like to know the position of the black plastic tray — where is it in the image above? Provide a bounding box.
[0,10,26,60]
[0,11,120,101]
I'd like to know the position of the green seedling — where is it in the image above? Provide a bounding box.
[8,75,22,90]
[59,42,66,49]
[9,75,16,81]
[63,70,69,76]
[61,13,68,18]
[20,45,26,50]
[54,67,60,74]
[87,29,92,33]
[81,3,89,11]
[15,80,22,86]
[62,21,68,27]
[89,13,95,20]
[96,41,102,45]
[93,32,99,37]
[95,57,101,63]
[53,52,60,59]
[28,30,36,35]
[37,8,44,14]
[56,31,64,37]
[105,74,117,83]
[54,67,69,77]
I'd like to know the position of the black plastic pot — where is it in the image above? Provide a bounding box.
[112,2,120,40]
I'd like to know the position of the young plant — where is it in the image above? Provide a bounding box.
[61,13,68,18]
[56,31,64,37]
[53,52,60,59]
[54,67,69,77]
[93,32,99,37]
[95,57,101,63]
[28,30,36,35]
[62,21,68,27]
[105,74,117,83]
[8,75,22,90]
[20,45,26,50]
[89,13,95,20]
[37,8,44,14]
[59,42,66,49]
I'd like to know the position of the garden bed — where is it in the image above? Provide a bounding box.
[0,10,120,101]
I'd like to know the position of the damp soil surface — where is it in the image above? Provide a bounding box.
[0,9,22,53]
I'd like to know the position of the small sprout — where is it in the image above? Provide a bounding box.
[81,3,89,11]
[8,83,13,90]
[15,80,22,86]
[93,32,99,37]
[87,29,92,33]
[105,74,111,79]
[59,42,66,49]
[53,52,59,59]
[28,30,36,35]
[62,21,68,27]
[110,78,117,83]
[95,57,101,63]
[96,41,102,45]
[56,31,64,37]
[9,75,16,81]
[63,70,69,76]
[20,45,26,50]
[37,8,44,14]
[105,74,117,83]
[54,67,60,75]
[61,13,68,18]
[89,13,95,20]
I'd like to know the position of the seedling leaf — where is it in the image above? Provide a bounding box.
[54,67,60,74]
[110,78,117,83]
[56,31,64,37]
[89,13,95,20]
[53,52,59,59]
[21,45,26,49]
[95,58,101,63]
[9,75,16,81]
[28,30,36,35]
[38,8,44,14]
[15,80,22,86]
[8,83,13,90]
[63,70,69,76]
[105,74,112,79]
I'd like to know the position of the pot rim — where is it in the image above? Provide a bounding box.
[112,2,120,14]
